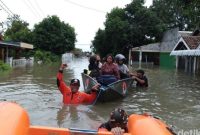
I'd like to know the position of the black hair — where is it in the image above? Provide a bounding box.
[89,55,97,64]
[136,69,145,75]
[70,79,80,86]
[109,108,128,124]
[106,54,114,62]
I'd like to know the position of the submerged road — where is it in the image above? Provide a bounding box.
[0,57,200,132]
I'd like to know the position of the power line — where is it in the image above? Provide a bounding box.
[26,0,43,18]
[33,0,45,17]
[0,3,12,17]
[0,0,14,16]
[21,0,41,19]
[63,0,107,14]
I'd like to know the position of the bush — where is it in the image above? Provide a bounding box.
[0,60,11,72]
[34,50,59,64]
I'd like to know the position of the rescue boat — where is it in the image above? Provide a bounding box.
[0,102,175,135]
[81,73,133,102]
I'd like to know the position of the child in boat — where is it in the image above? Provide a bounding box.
[99,108,128,135]
[57,64,101,104]
[132,69,148,87]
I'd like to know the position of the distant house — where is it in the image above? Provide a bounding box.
[0,41,34,67]
[129,28,192,68]
[130,43,161,67]
[170,29,200,73]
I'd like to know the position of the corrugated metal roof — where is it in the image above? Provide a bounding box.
[178,31,192,36]
[0,41,20,47]
[131,43,161,52]
[170,50,200,56]
[0,41,33,49]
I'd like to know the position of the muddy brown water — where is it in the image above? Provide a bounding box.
[0,57,200,132]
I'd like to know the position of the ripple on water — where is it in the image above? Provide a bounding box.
[0,58,200,130]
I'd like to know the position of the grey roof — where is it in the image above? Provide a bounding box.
[0,41,20,47]
[0,41,33,49]
[131,28,194,53]
[160,28,192,52]
[131,43,161,52]
[179,31,193,36]
[170,50,200,56]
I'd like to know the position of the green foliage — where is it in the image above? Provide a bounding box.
[0,61,11,72]
[92,0,166,57]
[32,15,76,55]
[92,0,199,57]
[93,8,131,57]
[150,0,200,30]
[34,50,59,64]
[4,19,32,43]
[92,29,106,56]
[125,0,166,44]
[20,50,35,59]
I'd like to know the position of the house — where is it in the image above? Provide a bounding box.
[170,30,200,73]
[129,28,192,68]
[0,41,34,67]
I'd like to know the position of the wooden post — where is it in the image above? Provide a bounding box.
[193,56,196,73]
[139,47,142,69]
[6,46,9,63]
[128,48,131,67]
[185,56,188,72]
[189,56,192,73]
[0,48,4,62]
[197,57,199,73]
[176,56,179,69]
[145,55,147,64]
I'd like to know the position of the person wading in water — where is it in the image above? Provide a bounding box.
[57,64,100,104]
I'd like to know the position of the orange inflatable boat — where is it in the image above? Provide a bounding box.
[0,102,175,135]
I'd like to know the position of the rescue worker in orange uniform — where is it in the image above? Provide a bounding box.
[57,64,100,104]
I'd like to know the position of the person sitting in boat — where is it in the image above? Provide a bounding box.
[57,64,101,104]
[98,54,120,85]
[115,55,131,79]
[88,55,101,78]
[96,54,102,69]
[99,108,128,135]
[132,69,148,87]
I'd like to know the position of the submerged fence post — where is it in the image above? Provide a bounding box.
[128,48,131,67]
[139,47,142,69]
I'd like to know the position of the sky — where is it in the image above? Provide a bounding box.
[1,0,152,51]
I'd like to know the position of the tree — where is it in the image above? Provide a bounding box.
[125,0,166,46]
[4,16,32,43]
[92,0,166,57]
[150,0,200,30]
[92,29,106,56]
[92,8,130,57]
[32,15,76,55]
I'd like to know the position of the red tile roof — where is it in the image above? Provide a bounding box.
[182,36,200,49]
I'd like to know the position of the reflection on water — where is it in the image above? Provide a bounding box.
[56,105,104,129]
[0,57,200,131]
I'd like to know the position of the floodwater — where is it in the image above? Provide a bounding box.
[0,57,200,132]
